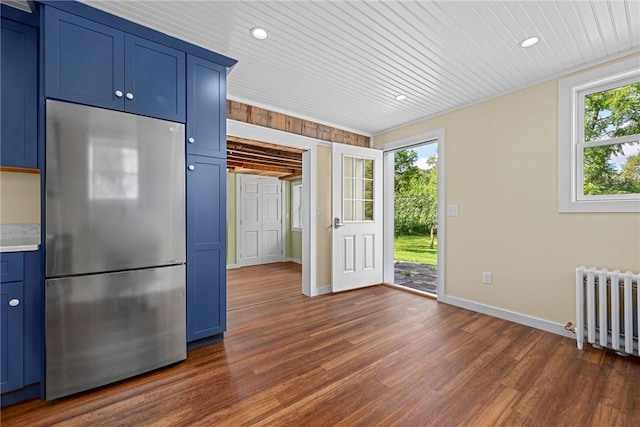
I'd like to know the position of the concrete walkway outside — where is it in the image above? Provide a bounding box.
[393,262,437,294]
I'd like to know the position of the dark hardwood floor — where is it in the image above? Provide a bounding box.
[2,262,639,426]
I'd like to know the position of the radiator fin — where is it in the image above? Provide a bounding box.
[575,267,639,357]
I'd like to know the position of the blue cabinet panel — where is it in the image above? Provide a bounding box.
[186,155,226,341]
[1,18,37,168]
[125,34,185,122]
[45,7,125,111]
[1,282,24,394]
[0,253,24,283]
[187,55,226,158]
[22,252,41,386]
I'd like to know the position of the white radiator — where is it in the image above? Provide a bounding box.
[576,267,639,357]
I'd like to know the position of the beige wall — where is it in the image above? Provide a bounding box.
[374,58,640,326]
[0,171,41,224]
[316,146,332,289]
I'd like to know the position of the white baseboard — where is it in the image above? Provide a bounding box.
[226,264,240,270]
[311,285,332,297]
[285,258,302,264]
[438,295,575,339]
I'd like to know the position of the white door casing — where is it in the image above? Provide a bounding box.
[332,144,383,292]
[377,128,446,298]
[239,175,282,266]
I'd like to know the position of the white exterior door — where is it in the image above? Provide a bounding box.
[239,175,282,266]
[332,144,383,292]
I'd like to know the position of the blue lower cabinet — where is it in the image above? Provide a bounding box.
[186,155,226,343]
[1,251,42,405]
[1,281,24,394]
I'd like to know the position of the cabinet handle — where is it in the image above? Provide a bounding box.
[188,165,195,171]
[188,137,195,144]
[126,92,134,100]
[9,299,20,307]
[115,90,123,98]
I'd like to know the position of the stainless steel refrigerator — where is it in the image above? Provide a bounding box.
[45,100,186,400]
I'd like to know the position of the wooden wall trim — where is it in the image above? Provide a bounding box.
[227,101,370,147]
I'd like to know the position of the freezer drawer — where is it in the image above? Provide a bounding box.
[45,265,186,400]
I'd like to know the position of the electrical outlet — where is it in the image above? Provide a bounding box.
[482,271,492,284]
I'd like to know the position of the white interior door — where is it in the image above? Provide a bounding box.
[262,179,282,264]
[240,175,262,266]
[332,144,383,292]
[239,175,282,266]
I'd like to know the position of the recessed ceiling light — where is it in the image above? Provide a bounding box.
[250,27,269,40]
[519,36,539,48]
[395,94,407,101]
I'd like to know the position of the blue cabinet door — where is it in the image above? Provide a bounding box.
[186,55,226,158]
[1,18,37,168]
[124,34,185,122]
[45,7,125,111]
[186,155,226,341]
[1,282,24,394]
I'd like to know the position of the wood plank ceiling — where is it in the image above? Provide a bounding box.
[77,0,640,137]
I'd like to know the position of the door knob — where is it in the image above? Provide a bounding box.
[334,217,344,229]
[115,90,123,98]
[188,165,195,171]
[9,299,20,307]
[188,137,195,144]
[126,92,134,100]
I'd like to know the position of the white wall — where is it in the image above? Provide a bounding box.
[373,55,640,327]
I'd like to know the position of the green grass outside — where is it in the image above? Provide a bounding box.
[394,234,438,266]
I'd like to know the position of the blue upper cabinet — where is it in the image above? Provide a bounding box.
[1,18,37,168]
[124,34,185,122]
[186,155,226,342]
[187,55,226,158]
[44,7,124,112]
[45,7,185,123]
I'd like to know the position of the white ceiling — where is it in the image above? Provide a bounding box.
[11,1,640,136]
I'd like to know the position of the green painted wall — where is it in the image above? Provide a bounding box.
[288,180,302,260]
[226,171,236,265]
[284,181,292,258]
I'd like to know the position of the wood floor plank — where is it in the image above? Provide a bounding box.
[2,262,639,426]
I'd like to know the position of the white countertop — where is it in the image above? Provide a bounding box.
[0,224,40,252]
[1,243,39,253]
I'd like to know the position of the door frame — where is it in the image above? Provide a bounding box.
[228,119,329,297]
[376,128,446,298]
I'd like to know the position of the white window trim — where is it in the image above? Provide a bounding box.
[291,180,302,231]
[558,56,640,213]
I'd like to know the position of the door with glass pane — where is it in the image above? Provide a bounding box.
[332,144,383,292]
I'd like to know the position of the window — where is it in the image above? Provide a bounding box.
[342,155,374,221]
[558,57,640,212]
[291,180,302,231]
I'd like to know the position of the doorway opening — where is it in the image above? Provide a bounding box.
[381,129,445,299]
[391,143,438,296]
[225,136,307,310]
